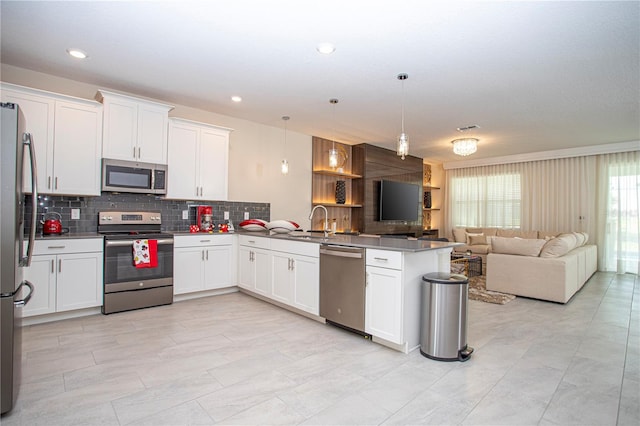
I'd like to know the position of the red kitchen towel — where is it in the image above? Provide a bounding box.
[132,239,158,268]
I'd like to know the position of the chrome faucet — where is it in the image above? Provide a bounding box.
[309,205,330,238]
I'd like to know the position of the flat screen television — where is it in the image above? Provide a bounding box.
[378,180,420,222]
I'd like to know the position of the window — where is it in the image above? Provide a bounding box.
[450,172,521,228]
[600,152,640,274]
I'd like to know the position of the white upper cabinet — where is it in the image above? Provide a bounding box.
[97,90,173,164]
[167,117,231,200]
[1,83,102,196]
[53,101,102,195]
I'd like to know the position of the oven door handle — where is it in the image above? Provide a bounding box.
[105,238,174,247]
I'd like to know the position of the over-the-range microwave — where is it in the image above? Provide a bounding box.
[102,159,167,195]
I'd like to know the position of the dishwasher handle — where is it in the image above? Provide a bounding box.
[320,246,364,259]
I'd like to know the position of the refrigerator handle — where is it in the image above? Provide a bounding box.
[13,280,34,307]
[21,133,38,267]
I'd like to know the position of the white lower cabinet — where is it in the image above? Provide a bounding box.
[237,236,320,316]
[365,249,404,345]
[238,236,271,296]
[271,252,295,304]
[173,235,234,295]
[21,255,56,316]
[22,239,103,317]
[365,265,403,344]
[270,239,319,315]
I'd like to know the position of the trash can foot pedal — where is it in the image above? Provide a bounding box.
[458,346,474,362]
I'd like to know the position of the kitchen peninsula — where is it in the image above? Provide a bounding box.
[237,231,458,354]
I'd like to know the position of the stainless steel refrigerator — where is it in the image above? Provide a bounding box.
[1,102,37,415]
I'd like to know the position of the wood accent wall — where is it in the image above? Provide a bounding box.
[311,138,423,236]
[352,144,424,237]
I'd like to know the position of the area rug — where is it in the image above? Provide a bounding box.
[468,275,516,305]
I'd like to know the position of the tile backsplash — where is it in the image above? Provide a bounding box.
[26,193,270,234]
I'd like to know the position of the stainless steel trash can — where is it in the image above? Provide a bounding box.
[420,272,474,361]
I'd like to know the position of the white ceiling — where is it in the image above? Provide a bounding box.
[1,0,639,163]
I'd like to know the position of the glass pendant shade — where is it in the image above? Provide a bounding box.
[328,147,339,169]
[452,138,478,156]
[396,73,409,160]
[397,132,409,160]
[281,116,290,175]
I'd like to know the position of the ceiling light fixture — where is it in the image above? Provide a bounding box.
[281,116,290,175]
[451,138,479,156]
[396,73,409,160]
[328,98,339,169]
[452,124,480,156]
[231,96,242,103]
[316,43,336,54]
[66,48,88,59]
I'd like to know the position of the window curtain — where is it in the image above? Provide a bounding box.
[444,164,521,229]
[596,151,640,274]
[444,156,596,239]
[520,156,595,235]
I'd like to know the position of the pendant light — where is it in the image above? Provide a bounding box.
[328,98,339,169]
[281,116,289,175]
[397,73,409,160]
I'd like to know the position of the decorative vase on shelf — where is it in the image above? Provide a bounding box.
[335,180,346,204]
[424,191,432,209]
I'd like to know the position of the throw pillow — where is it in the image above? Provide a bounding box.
[466,232,483,244]
[539,233,576,258]
[573,232,586,246]
[452,228,467,243]
[468,234,487,245]
[491,236,546,257]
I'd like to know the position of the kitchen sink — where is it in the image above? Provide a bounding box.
[289,233,327,240]
[287,231,333,241]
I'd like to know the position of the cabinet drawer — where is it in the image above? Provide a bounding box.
[270,239,320,258]
[366,249,402,270]
[174,234,233,248]
[238,235,271,250]
[33,238,103,255]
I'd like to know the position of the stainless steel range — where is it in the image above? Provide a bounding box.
[98,211,173,314]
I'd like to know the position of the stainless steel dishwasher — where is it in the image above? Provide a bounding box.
[319,245,368,335]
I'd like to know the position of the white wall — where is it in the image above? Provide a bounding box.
[1,64,312,226]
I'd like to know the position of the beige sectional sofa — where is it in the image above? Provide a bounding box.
[451,227,597,303]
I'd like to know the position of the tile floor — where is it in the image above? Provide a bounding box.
[2,271,638,425]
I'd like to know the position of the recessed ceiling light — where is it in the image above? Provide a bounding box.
[231,96,242,103]
[316,43,336,54]
[66,48,88,59]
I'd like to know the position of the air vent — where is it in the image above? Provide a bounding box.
[456,125,480,132]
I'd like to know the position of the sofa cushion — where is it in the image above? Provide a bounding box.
[577,232,589,245]
[466,227,484,234]
[539,233,578,258]
[496,229,539,239]
[454,244,491,255]
[491,236,546,257]
[538,230,559,239]
[482,228,498,237]
[573,232,586,246]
